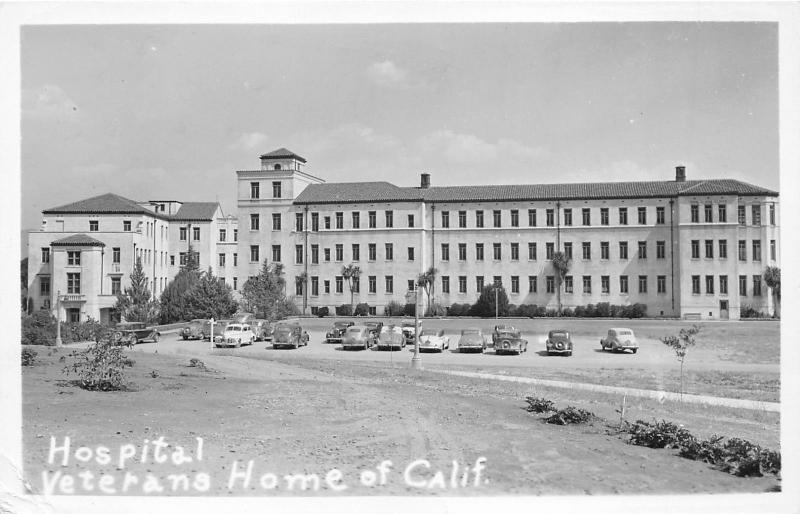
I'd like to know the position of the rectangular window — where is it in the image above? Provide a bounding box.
[493,210,502,228]
[352,212,360,229]
[738,240,747,261]
[385,211,394,228]
[408,214,415,228]
[295,245,303,264]
[311,245,319,264]
[564,276,573,294]
[691,204,699,223]
[311,276,319,296]
[219,253,226,267]
[493,276,502,287]
[720,275,728,295]
[692,275,701,294]
[41,248,50,263]
[272,213,281,231]
[112,247,120,264]
[769,204,775,225]
[656,206,665,224]
[619,207,628,225]
[272,181,281,198]
[546,209,554,227]
[656,241,665,259]
[738,205,746,225]
[528,242,537,260]
[546,242,555,260]
[458,211,467,228]
[619,242,628,260]
[620,275,629,294]
[179,227,187,241]
[385,243,394,261]
[441,243,450,261]
[691,240,700,259]
[528,209,537,227]
[324,280,330,294]
[407,247,415,261]
[719,240,728,259]
[704,204,713,223]
[511,243,519,261]
[705,275,714,294]
[705,239,714,259]
[638,241,647,259]
[546,276,555,293]
[295,278,303,296]
[458,243,467,261]
[752,240,761,261]
[739,275,747,296]
[385,276,394,294]
[67,251,81,266]
[529,276,538,293]
[352,244,360,262]
[476,276,484,293]
[638,207,647,225]
[752,205,761,226]
[441,276,450,294]
[563,209,572,226]
[718,204,727,223]
[368,211,377,228]
[89,220,98,232]
[179,253,187,266]
[368,276,376,294]
[219,229,227,242]
[582,242,591,260]
[233,253,237,266]
[582,275,591,294]
[657,275,666,294]
[638,275,648,294]
[324,248,332,262]
[459,276,467,293]
[476,243,484,261]
[441,211,449,228]
[193,227,200,241]
[111,277,121,295]
[335,244,343,262]
[600,208,609,226]
[493,243,501,260]
[582,208,591,226]
[563,242,572,260]
[250,245,259,263]
[601,275,610,294]
[311,213,319,232]
[336,276,344,294]
[295,213,303,232]
[511,276,520,294]
[368,243,376,261]
[40,276,50,296]
[272,245,281,262]
[123,220,131,232]
[770,239,776,261]
[476,210,484,228]
[511,210,519,227]
[67,272,81,294]
[250,214,260,231]
[352,277,360,294]
[600,241,609,260]
[335,212,343,229]
[250,182,260,199]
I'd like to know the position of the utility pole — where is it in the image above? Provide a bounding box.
[411,285,422,370]
[495,287,498,320]
[55,290,62,347]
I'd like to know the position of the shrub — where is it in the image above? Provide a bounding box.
[21,348,38,366]
[384,301,405,316]
[524,396,555,413]
[21,311,57,345]
[544,406,594,425]
[595,302,611,317]
[740,304,766,318]
[560,307,574,317]
[335,304,353,316]
[403,303,417,317]
[622,303,647,318]
[626,419,695,449]
[62,340,134,391]
[425,302,447,317]
[354,302,370,316]
[678,434,725,464]
[317,306,329,317]
[61,317,111,343]
[447,303,469,317]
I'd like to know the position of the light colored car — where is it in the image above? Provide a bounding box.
[202,319,230,341]
[341,325,374,350]
[545,329,573,356]
[494,328,528,355]
[418,328,450,352]
[216,323,255,348]
[376,325,405,350]
[600,328,639,353]
[457,327,487,353]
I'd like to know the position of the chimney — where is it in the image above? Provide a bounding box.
[675,166,686,182]
[420,173,430,189]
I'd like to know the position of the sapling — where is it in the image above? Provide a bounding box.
[660,324,700,400]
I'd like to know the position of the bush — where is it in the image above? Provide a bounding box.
[626,419,695,449]
[544,406,595,425]
[317,306,329,317]
[22,311,57,345]
[62,340,134,391]
[622,303,648,318]
[384,301,405,316]
[524,396,555,413]
[595,302,611,317]
[335,304,353,316]
[354,302,370,316]
[425,302,447,317]
[21,348,38,366]
[740,304,766,318]
[560,307,574,317]
[61,317,111,343]
[403,303,417,317]
[447,303,470,317]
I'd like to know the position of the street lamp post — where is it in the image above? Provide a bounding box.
[55,290,63,347]
[411,285,422,370]
[209,318,215,349]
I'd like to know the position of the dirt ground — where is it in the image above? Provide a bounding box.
[22,344,780,497]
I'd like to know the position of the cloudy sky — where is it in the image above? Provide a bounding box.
[21,22,778,230]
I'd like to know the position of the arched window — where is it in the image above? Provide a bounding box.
[274,163,282,170]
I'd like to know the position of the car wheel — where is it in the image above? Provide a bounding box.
[632,348,638,354]
[200,332,206,340]
[182,335,188,341]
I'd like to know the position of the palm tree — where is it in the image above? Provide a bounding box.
[763,266,781,318]
[341,264,362,313]
[552,251,571,315]
[416,266,438,315]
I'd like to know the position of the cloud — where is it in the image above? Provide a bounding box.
[366,60,410,86]
[22,84,80,121]
[228,132,270,151]
[418,130,548,166]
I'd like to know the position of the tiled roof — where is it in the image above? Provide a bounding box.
[172,202,220,221]
[259,148,307,163]
[294,178,777,205]
[43,193,151,215]
[50,234,105,247]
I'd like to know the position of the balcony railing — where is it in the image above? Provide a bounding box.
[61,294,86,302]
[110,263,122,273]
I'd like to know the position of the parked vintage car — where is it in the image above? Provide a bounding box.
[418,328,450,352]
[491,324,516,348]
[112,322,160,346]
[202,319,230,342]
[341,325,374,350]
[326,321,355,343]
[364,321,384,339]
[376,325,405,350]
[457,327,487,353]
[272,323,310,349]
[546,329,573,356]
[493,328,527,355]
[216,323,255,348]
[180,319,206,340]
[600,328,639,353]
[400,320,422,345]
[252,319,274,342]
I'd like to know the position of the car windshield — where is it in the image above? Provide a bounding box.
[334,322,350,328]
[462,329,480,335]
[228,325,241,331]
[551,331,569,338]
[618,330,633,336]
[420,329,438,336]
[347,327,363,334]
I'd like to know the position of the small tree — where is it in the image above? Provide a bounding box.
[115,257,159,324]
[158,268,201,323]
[660,324,701,400]
[763,266,780,318]
[240,261,295,321]
[552,251,571,315]
[471,284,510,318]
[184,268,239,320]
[341,264,362,312]
[416,267,438,315]
[182,243,200,272]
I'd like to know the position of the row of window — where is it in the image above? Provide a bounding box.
[250,181,282,200]
[691,275,764,296]
[691,239,777,262]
